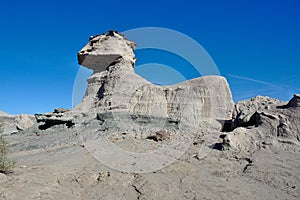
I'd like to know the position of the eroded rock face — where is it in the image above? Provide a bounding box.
[220,95,300,152]
[35,112,74,130]
[0,112,35,135]
[75,31,234,132]
[78,30,136,73]
[231,96,282,129]
[15,115,36,130]
[287,94,300,108]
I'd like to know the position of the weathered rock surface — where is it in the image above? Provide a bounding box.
[35,112,75,130]
[75,31,234,133]
[0,112,35,135]
[225,96,300,149]
[78,30,136,73]
[0,173,7,184]
[0,31,299,200]
[231,96,283,129]
[287,94,300,108]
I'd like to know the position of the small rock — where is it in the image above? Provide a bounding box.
[147,130,170,142]
[54,108,70,114]
[0,173,7,183]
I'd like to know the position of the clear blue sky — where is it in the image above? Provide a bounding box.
[0,0,299,114]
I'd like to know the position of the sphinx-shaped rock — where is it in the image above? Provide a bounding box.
[75,31,234,132]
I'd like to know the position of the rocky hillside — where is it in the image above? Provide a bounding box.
[0,31,299,200]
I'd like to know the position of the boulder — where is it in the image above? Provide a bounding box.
[15,114,35,130]
[78,30,136,73]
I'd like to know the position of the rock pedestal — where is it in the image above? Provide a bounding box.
[75,31,234,132]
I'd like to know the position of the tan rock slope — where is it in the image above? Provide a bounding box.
[0,31,299,200]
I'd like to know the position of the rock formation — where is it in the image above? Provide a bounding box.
[287,94,300,108]
[0,111,35,135]
[75,31,234,133]
[219,95,300,152]
[0,31,299,200]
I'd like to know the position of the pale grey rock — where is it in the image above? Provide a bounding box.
[287,94,300,108]
[15,114,35,131]
[0,115,16,135]
[0,173,7,184]
[75,31,234,133]
[78,30,136,73]
[0,113,35,135]
[220,95,300,153]
[232,96,283,129]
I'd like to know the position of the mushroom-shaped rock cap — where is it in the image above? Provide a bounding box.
[78,30,136,73]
